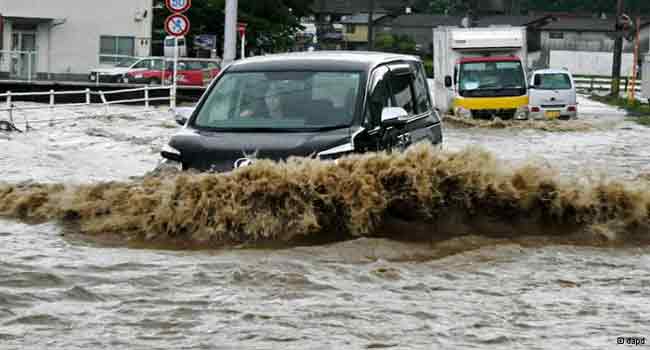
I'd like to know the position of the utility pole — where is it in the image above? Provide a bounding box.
[223,0,238,66]
[367,0,375,50]
[611,0,625,97]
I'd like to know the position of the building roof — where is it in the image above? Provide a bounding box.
[227,51,419,73]
[376,14,461,28]
[375,14,557,28]
[473,15,546,27]
[340,13,387,25]
[541,16,650,32]
[311,0,409,15]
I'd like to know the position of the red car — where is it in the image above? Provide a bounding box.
[171,59,221,86]
[120,58,167,85]
[123,58,221,86]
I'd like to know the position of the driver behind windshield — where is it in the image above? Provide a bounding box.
[239,81,284,119]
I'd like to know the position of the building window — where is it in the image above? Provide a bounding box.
[346,25,355,34]
[99,36,135,64]
[549,32,564,39]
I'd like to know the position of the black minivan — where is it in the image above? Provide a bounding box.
[161,51,443,172]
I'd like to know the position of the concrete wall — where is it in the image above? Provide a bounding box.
[541,31,636,53]
[0,0,153,77]
[549,50,635,76]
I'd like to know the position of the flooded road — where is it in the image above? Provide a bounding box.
[1,100,649,349]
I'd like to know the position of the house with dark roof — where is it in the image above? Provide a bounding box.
[340,13,387,50]
[373,14,552,56]
[532,15,650,72]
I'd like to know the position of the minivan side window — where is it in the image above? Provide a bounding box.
[389,71,416,116]
[412,63,432,115]
[365,66,392,128]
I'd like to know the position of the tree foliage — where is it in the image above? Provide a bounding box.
[375,33,417,54]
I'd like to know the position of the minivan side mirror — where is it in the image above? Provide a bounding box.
[174,107,194,126]
[444,75,453,88]
[381,107,409,127]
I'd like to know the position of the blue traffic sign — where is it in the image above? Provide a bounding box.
[166,0,191,13]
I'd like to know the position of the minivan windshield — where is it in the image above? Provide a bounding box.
[194,71,362,131]
[534,73,572,90]
[458,61,526,97]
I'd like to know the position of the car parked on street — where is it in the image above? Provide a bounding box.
[169,59,221,86]
[94,57,221,86]
[89,57,165,84]
[160,51,443,172]
[88,57,140,83]
[121,58,167,85]
[528,69,578,120]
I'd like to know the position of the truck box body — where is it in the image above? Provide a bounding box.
[433,26,528,117]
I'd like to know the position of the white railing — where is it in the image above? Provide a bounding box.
[0,85,172,130]
[573,75,643,94]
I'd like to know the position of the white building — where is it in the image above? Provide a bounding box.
[0,0,153,81]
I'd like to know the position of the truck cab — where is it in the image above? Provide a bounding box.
[452,56,528,119]
[433,26,530,120]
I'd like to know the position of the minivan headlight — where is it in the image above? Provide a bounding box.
[161,144,182,162]
[317,143,354,160]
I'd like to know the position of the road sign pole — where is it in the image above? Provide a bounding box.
[223,0,238,65]
[172,36,178,109]
[241,30,246,59]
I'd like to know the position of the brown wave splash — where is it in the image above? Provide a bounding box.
[442,114,594,132]
[0,144,648,248]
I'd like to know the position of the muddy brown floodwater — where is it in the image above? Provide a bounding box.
[0,100,649,349]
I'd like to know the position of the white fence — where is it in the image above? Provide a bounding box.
[573,75,643,94]
[0,85,172,130]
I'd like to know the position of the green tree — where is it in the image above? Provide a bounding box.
[374,33,417,54]
[375,32,396,51]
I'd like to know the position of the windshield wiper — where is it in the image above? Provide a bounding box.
[308,124,350,132]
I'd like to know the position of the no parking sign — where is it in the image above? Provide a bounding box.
[165,14,190,37]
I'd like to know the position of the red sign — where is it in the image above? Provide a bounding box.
[165,0,191,13]
[238,22,247,36]
[165,14,190,37]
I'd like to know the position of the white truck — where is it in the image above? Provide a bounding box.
[432,26,529,119]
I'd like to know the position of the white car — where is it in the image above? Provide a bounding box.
[89,57,164,84]
[528,69,578,120]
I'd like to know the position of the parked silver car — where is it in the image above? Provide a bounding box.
[528,69,577,120]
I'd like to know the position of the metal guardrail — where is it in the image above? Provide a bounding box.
[0,86,172,130]
[573,75,642,94]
